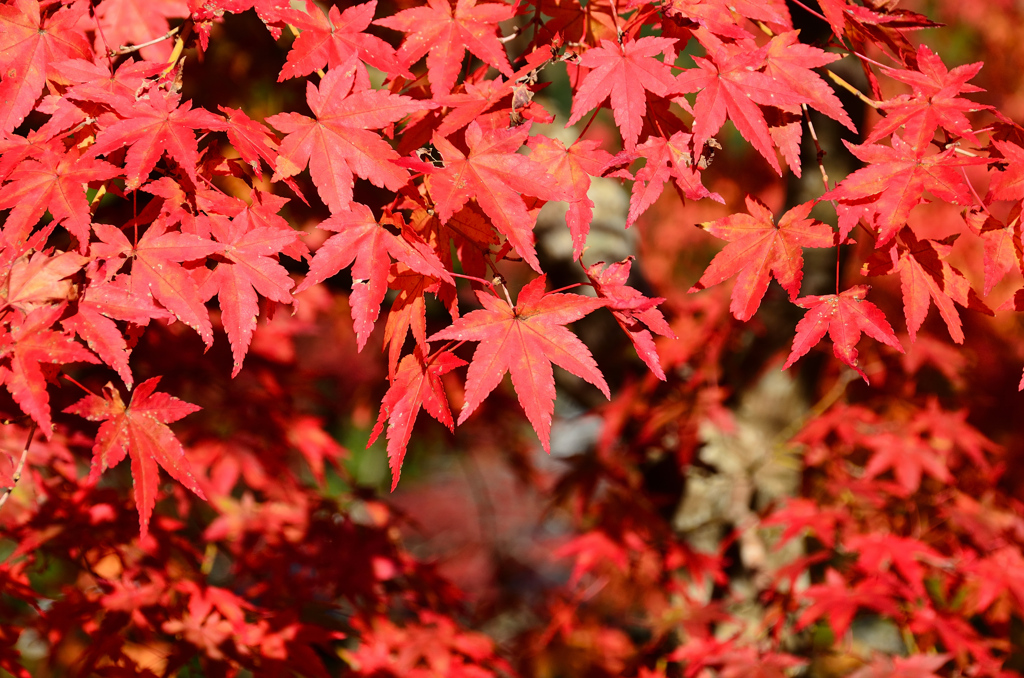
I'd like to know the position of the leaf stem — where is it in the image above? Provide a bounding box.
[62,374,98,396]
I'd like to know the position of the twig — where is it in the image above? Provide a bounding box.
[825,70,879,109]
[0,425,36,513]
[109,26,181,57]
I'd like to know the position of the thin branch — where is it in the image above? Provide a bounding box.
[109,26,181,57]
[0,424,36,513]
[825,70,879,109]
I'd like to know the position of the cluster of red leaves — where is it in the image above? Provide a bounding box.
[2,0,1024,673]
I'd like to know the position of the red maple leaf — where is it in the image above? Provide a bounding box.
[565,36,679,151]
[276,0,404,81]
[0,0,91,133]
[762,498,846,549]
[848,653,950,678]
[63,272,173,389]
[847,533,945,595]
[782,285,903,382]
[59,57,166,116]
[676,30,785,173]
[427,120,568,273]
[620,131,724,228]
[526,136,614,260]
[0,304,98,438]
[862,228,991,344]
[64,378,205,538]
[232,189,308,261]
[822,136,987,246]
[0,249,87,316]
[871,44,986,148]
[218,106,281,176]
[963,204,1020,295]
[368,347,466,490]
[89,91,226,191]
[434,77,512,138]
[0,147,119,250]
[969,547,1024,618]
[382,266,436,379]
[987,139,1024,203]
[267,61,428,214]
[586,257,675,380]
[374,0,515,96]
[295,203,453,351]
[198,213,298,376]
[763,31,855,132]
[92,221,222,348]
[861,430,952,495]
[689,197,835,321]
[796,569,901,639]
[428,275,609,452]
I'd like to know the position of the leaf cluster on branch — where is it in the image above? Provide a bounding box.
[2,0,1024,674]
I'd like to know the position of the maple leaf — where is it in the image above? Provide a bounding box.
[554,531,629,587]
[676,31,786,173]
[848,653,950,678]
[428,275,609,452]
[565,36,679,151]
[822,136,987,246]
[198,214,298,376]
[63,273,173,389]
[218,106,281,175]
[427,120,567,273]
[862,228,991,344]
[987,139,1024,203]
[762,498,847,549]
[434,77,512,138]
[847,533,945,595]
[232,189,308,261]
[0,250,88,315]
[368,347,466,490]
[796,569,901,639]
[782,285,903,382]
[374,0,515,96]
[295,203,453,351]
[64,378,205,538]
[92,221,222,347]
[688,197,835,321]
[586,257,675,380]
[0,147,119,250]
[621,132,724,228]
[267,62,428,214]
[58,57,166,116]
[277,0,405,81]
[871,44,986,148]
[0,304,98,438]
[0,0,91,133]
[861,431,952,495]
[663,0,790,39]
[407,201,497,299]
[763,31,855,132]
[90,91,226,191]
[963,204,1019,295]
[526,136,614,260]
[969,547,1024,617]
[382,266,435,378]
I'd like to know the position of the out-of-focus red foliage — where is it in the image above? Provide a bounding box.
[2,0,1024,675]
